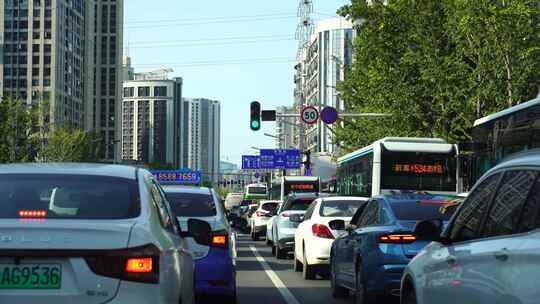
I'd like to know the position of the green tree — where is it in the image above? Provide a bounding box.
[0,97,40,163]
[38,127,98,162]
[336,0,540,152]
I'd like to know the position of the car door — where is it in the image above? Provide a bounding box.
[342,200,379,288]
[420,172,504,304]
[334,202,366,278]
[295,200,318,260]
[152,179,196,304]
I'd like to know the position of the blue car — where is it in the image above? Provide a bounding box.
[330,194,456,303]
[163,186,237,303]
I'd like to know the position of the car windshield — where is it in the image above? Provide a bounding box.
[165,193,217,217]
[389,200,455,221]
[0,174,140,219]
[320,200,365,217]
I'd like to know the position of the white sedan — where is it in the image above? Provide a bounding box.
[293,196,368,280]
[0,163,210,304]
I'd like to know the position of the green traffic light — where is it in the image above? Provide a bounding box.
[251,120,260,130]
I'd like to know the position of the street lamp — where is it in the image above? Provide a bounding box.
[263,133,282,139]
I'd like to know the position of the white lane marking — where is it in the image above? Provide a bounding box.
[249,245,301,304]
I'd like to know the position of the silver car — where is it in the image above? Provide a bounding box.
[0,163,210,304]
[271,193,323,259]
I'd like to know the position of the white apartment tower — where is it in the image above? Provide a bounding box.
[182,98,220,183]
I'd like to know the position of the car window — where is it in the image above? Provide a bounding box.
[350,204,367,226]
[518,175,540,233]
[165,192,216,217]
[389,200,454,221]
[284,198,316,211]
[261,202,278,212]
[148,178,174,232]
[303,200,317,220]
[482,170,537,238]
[319,200,365,217]
[0,174,140,219]
[357,200,379,227]
[450,173,502,241]
[381,207,392,224]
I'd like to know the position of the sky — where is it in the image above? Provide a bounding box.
[124,0,350,166]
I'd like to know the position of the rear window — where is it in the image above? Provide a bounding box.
[240,200,252,206]
[165,193,216,217]
[320,200,365,217]
[389,201,454,221]
[286,198,315,211]
[0,174,140,219]
[248,187,267,194]
[261,202,278,212]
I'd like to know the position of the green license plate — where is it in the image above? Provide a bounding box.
[0,264,61,289]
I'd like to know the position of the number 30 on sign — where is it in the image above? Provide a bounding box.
[301,106,319,125]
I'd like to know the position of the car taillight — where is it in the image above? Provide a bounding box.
[211,231,228,249]
[312,224,334,239]
[281,213,291,217]
[256,211,266,217]
[86,244,160,284]
[126,258,153,273]
[378,234,416,244]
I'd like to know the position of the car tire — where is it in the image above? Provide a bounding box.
[354,262,368,304]
[330,254,348,298]
[271,244,276,256]
[302,247,316,280]
[275,244,287,259]
[265,238,272,246]
[402,287,417,304]
[293,250,302,272]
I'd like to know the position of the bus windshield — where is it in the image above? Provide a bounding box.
[248,187,267,195]
[381,151,457,192]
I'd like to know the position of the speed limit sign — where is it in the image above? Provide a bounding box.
[301,106,319,124]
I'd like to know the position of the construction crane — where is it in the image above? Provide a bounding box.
[296,0,314,60]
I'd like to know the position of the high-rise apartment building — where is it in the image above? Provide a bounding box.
[121,76,183,167]
[0,0,123,161]
[84,0,124,161]
[298,17,353,154]
[182,98,220,183]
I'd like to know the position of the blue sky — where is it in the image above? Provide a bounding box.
[125,0,349,166]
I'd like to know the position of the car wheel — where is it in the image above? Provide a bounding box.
[271,244,276,256]
[302,247,316,280]
[354,263,368,304]
[293,249,302,272]
[402,287,417,304]
[265,238,272,246]
[275,243,286,259]
[330,253,348,298]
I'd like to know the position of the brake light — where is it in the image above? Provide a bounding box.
[18,210,47,217]
[211,231,228,249]
[312,224,334,239]
[256,211,266,217]
[126,258,153,273]
[378,234,417,244]
[85,244,160,284]
[281,213,290,217]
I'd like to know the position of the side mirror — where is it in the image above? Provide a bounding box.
[345,224,357,233]
[329,219,346,231]
[413,220,443,242]
[187,218,212,246]
[289,214,304,223]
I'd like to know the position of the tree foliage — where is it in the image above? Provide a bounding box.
[336,0,540,152]
[0,96,100,163]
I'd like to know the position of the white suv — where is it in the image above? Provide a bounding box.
[250,201,280,241]
[401,152,540,304]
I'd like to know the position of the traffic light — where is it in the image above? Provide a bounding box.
[250,101,261,131]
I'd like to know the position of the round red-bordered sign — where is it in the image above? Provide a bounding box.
[301,106,319,125]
